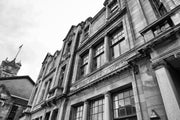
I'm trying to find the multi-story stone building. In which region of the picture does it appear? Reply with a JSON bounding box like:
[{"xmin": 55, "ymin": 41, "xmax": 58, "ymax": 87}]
[{"xmin": 27, "ymin": 0, "xmax": 180, "ymax": 120}]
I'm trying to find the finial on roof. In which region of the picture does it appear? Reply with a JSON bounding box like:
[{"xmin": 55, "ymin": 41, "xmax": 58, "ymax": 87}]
[{"xmin": 14, "ymin": 44, "xmax": 23, "ymax": 61}]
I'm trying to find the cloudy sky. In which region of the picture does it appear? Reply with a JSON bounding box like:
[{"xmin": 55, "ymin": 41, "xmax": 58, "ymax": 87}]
[{"xmin": 0, "ymin": 0, "xmax": 104, "ymax": 81}]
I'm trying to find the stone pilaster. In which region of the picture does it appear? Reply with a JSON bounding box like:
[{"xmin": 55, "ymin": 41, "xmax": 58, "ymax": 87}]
[
  {"xmin": 57, "ymin": 99, "xmax": 66, "ymax": 120},
  {"xmin": 82, "ymin": 101, "xmax": 88, "ymax": 120},
  {"xmin": 87, "ymin": 48, "xmax": 93, "ymax": 74},
  {"xmin": 105, "ymin": 5, "xmax": 109, "ymax": 20},
  {"xmin": 104, "ymin": 92, "xmax": 112, "ymax": 120},
  {"xmin": 104, "ymin": 36, "xmax": 110, "ymax": 64},
  {"xmin": 154, "ymin": 63, "xmax": 180, "ymax": 120},
  {"xmin": 71, "ymin": 54, "xmax": 80, "ymax": 83}
]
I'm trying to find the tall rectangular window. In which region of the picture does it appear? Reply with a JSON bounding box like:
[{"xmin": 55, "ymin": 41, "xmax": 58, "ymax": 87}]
[
  {"xmin": 73, "ymin": 105, "xmax": 84, "ymax": 120},
  {"xmin": 7, "ymin": 105, "xmax": 18, "ymax": 120},
  {"xmin": 60, "ymin": 65, "xmax": 66, "ymax": 81},
  {"xmin": 150, "ymin": 0, "xmax": 167, "ymax": 17},
  {"xmin": 80, "ymin": 54, "xmax": 89, "ymax": 78},
  {"xmin": 110, "ymin": 27, "xmax": 128, "ymax": 59},
  {"xmin": 84, "ymin": 26, "xmax": 89, "ymax": 40},
  {"xmin": 112, "ymin": 89, "xmax": 136, "ymax": 119},
  {"xmin": 89, "ymin": 98, "xmax": 104, "ymax": 120},
  {"xmin": 94, "ymin": 42, "xmax": 105, "ymax": 70},
  {"xmin": 51, "ymin": 109, "xmax": 59, "ymax": 120},
  {"xmin": 109, "ymin": 0, "xmax": 119, "ymax": 14},
  {"xmin": 44, "ymin": 112, "xmax": 51, "ymax": 120}
]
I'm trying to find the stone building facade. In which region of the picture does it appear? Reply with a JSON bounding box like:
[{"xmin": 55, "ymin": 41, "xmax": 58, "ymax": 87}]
[
  {"xmin": 27, "ymin": 0, "xmax": 180, "ymax": 120},
  {"xmin": 0, "ymin": 76, "xmax": 34, "ymax": 120}
]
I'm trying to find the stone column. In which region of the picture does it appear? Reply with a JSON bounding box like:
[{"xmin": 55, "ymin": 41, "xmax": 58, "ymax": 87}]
[
  {"xmin": 71, "ymin": 54, "xmax": 80, "ymax": 83},
  {"xmin": 104, "ymin": 36, "xmax": 110, "ymax": 64},
  {"xmin": 154, "ymin": 62, "xmax": 180, "ymax": 120},
  {"xmin": 82, "ymin": 101, "xmax": 88, "ymax": 120},
  {"xmin": 87, "ymin": 48, "xmax": 93, "ymax": 74},
  {"xmin": 104, "ymin": 92, "xmax": 112, "ymax": 120},
  {"xmin": 105, "ymin": 5, "xmax": 109, "ymax": 20},
  {"xmin": 57, "ymin": 99, "xmax": 66, "ymax": 120}
]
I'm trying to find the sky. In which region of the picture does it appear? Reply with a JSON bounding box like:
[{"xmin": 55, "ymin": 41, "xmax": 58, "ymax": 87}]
[{"xmin": 0, "ymin": 0, "xmax": 105, "ymax": 81}]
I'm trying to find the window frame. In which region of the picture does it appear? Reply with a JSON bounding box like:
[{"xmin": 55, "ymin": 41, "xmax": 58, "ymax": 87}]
[
  {"xmin": 89, "ymin": 98, "xmax": 104, "ymax": 120},
  {"xmin": 93, "ymin": 42, "xmax": 105, "ymax": 70},
  {"xmin": 110, "ymin": 27, "xmax": 126, "ymax": 59},
  {"xmin": 150, "ymin": 0, "xmax": 167, "ymax": 17},
  {"xmin": 80, "ymin": 53, "xmax": 89, "ymax": 78},
  {"xmin": 112, "ymin": 88, "xmax": 136, "ymax": 120}
]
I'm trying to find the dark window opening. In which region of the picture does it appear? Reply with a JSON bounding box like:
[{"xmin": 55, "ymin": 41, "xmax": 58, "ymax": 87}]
[{"xmin": 150, "ymin": 0, "xmax": 167, "ymax": 17}]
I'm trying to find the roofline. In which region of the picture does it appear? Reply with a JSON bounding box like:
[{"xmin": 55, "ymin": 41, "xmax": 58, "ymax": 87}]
[
  {"xmin": 63, "ymin": 25, "xmax": 76, "ymax": 41},
  {"xmin": 0, "ymin": 75, "xmax": 35, "ymax": 85}
]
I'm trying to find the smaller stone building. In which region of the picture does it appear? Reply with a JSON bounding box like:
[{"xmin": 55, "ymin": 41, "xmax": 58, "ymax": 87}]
[{"xmin": 0, "ymin": 76, "xmax": 35, "ymax": 120}]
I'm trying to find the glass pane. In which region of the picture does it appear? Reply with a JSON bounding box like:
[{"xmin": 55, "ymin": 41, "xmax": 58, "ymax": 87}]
[
  {"xmin": 113, "ymin": 44, "xmax": 120, "ymax": 58},
  {"xmin": 98, "ymin": 114, "xmax": 103, "ymax": 120},
  {"xmin": 125, "ymin": 98, "xmax": 131, "ymax": 106},
  {"xmin": 119, "ymin": 99, "xmax": 124, "ymax": 107},
  {"xmin": 131, "ymin": 96, "xmax": 135, "ymax": 105},
  {"xmin": 114, "ymin": 95, "xmax": 118, "ymax": 101},
  {"xmin": 120, "ymin": 39, "xmax": 128, "ymax": 54},
  {"xmin": 124, "ymin": 91, "xmax": 129, "ymax": 98},
  {"xmin": 114, "ymin": 100, "xmax": 119, "ymax": 109},
  {"xmin": 130, "ymin": 90, "xmax": 133, "ymax": 96},
  {"xmin": 126, "ymin": 105, "xmax": 132, "ymax": 115},
  {"xmin": 98, "ymin": 105, "xmax": 103, "ymax": 112},
  {"xmin": 94, "ymin": 107, "xmax": 98, "ymax": 114},
  {"xmin": 94, "ymin": 115, "xmax": 97, "ymax": 120},
  {"xmin": 95, "ymin": 101, "xmax": 98, "ymax": 107},
  {"xmin": 118, "ymin": 107, "xmax": 126, "ymax": 117},
  {"xmin": 114, "ymin": 110, "xmax": 118, "ymax": 118},
  {"xmin": 118, "ymin": 93, "xmax": 123, "ymax": 99},
  {"xmin": 100, "ymin": 54, "xmax": 105, "ymax": 66}
]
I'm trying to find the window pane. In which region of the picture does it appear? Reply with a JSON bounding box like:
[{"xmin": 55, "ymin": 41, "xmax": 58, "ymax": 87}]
[
  {"xmin": 113, "ymin": 89, "xmax": 136, "ymax": 119},
  {"xmin": 74, "ymin": 105, "xmax": 83, "ymax": 120},
  {"xmin": 89, "ymin": 98, "xmax": 104, "ymax": 120},
  {"xmin": 119, "ymin": 99, "xmax": 124, "ymax": 107},
  {"xmin": 125, "ymin": 98, "xmax": 131, "ymax": 106},
  {"xmin": 113, "ymin": 44, "xmax": 120, "ymax": 58},
  {"xmin": 120, "ymin": 39, "xmax": 128, "ymax": 54}
]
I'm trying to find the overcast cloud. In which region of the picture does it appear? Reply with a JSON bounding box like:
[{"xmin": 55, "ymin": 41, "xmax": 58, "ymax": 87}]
[{"xmin": 0, "ymin": 0, "xmax": 104, "ymax": 81}]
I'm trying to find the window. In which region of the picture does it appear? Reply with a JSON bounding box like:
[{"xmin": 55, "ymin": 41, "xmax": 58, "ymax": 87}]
[
  {"xmin": 73, "ymin": 105, "xmax": 84, "ymax": 120},
  {"xmin": 7, "ymin": 105, "xmax": 18, "ymax": 120},
  {"xmin": 89, "ymin": 98, "xmax": 104, "ymax": 120},
  {"xmin": 44, "ymin": 112, "xmax": 51, "ymax": 120},
  {"xmin": 46, "ymin": 79, "xmax": 52, "ymax": 98},
  {"xmin": 51, "ymin": 109, "xmax": 59, "ymax": 120},
  {"xmin": 65, "ymin": 41, "xmax": 72, "ymax": 54},
  {"xmin": 110, "ymin": 27, "xmax": 128, "ymax": 59},
  {"xmin": 109, "ymin": 0, "xmax": 119, "ymax": 14},
  {"xmin": 150, "ymin": 0, "xmax": 167, "ymax": 17},
  {"xmin": 80, "ymin": 54, "xmax": 89, "ymax": 78},
  {"xmin": 60, "ymin": 65, "xmax": 66, "ymax": 82},
  {"xmin": 84, "ymin": 26, "xmax": 89, "ymax": 40},
  {"xmin": 94, "ymin": 42, "xmax": 105, "ymax": 70},
  {"xmin": 112, "ymin": 89, "xmax": 136, "ymax": 119}
]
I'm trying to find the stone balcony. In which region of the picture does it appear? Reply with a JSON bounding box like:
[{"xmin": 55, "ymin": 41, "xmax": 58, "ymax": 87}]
[{"xmin": 140, "ymin": 5, "xmax": 180, "ymax": 42}]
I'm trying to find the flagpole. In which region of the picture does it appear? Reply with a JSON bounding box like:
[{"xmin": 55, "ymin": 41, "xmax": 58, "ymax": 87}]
[{"xmin": 14, "ymin": 44, "xmax": 23, "ymax": 60}]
